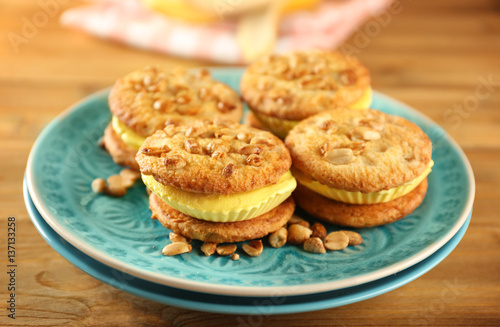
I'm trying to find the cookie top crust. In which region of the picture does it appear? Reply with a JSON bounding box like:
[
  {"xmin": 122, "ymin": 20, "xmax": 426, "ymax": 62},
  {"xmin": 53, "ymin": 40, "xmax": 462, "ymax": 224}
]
[
  {"xmin": 109, "ymin": 66, "xmax": 243, "ymax": 137},
  {"xmin": 285, "ymin": 109, "xmax": 432, "ymax": 193},
  {"xmin": 240, "ymin": 51, "xmax": 370, "ymax": 120},
  {"xmin": 136, "ymin": 118, "xmax": 292, "ymax": 195}
]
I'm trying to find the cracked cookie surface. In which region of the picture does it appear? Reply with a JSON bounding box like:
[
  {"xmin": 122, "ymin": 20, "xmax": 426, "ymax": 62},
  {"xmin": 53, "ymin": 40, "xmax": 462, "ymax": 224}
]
[
  {"xmin": 240, "ymin": 50, "xmax": 370, "ymax": 121},
  {"xmin": 285, "ymin": 109, "xmax": 432, "ymax": 193},
  {"xmin": 109, "ymin": 66, "xmax": 243, "ymax": 137},
  {"xmin": 136, "ymin": 118, "xmax": 292, "ymax": 194}
]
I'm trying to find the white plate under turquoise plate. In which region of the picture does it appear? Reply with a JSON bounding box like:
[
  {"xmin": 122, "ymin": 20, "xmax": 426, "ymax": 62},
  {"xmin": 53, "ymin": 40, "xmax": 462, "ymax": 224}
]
[
  {"xmin": 26, "ymin": 68, "xmax": 475, "ymax": 297},
  {"xmin": 24, "ymin": 181, "xmax": 472, "ymax": 315}
]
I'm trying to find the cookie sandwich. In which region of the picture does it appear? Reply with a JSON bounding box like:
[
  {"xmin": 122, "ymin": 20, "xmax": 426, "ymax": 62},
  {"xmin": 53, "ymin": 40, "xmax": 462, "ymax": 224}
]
[
  {"xmin": 103, "ymin": 66, "xmax": 244, "ymax": 170},
  {"xmin": 285, "ymin": 108, "xmax": 433, "ymax": 228},
  {"xmin": 136, "ymin": 118, "xmax": 297, "ymax": 243},
  {"xmin": 240, "ymin": 50, "xmax": 371, "ymax": 138}
]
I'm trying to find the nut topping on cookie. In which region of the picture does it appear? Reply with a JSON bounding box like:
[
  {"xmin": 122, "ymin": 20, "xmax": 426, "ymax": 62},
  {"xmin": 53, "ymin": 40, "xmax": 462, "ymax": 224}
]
[
  {"xmin": 319, "ymin": 120, "xmax": 338, "ymax": 133},
  {"xmin": 140, "ymin": 146, "xmax": 171, "ymax": 157},
  {"xmin": 246, "ymin": 154, "xmax": 263, "ymax": 167},
  {"xmin": 215, "ymin": 127, "xmax": 236, "ymax": 138},
  {"xmin": 359, "ymin": 118, "xmax": 384, "ymax": 131},
  {"xmin": 348, "ymin": 142, "xmax": 366, "ymax": 156},
  {"xmin": 211, "ymin": 151, "xmax": 227, "ymax": 159},
  {"xmin": 351, "ymin": 127, "xmax": 381, "ymax": 141},
  {"xmin": 176, "ymin": 94, "xmax": 190, "ymax": 104},
  {"xmin": 240, "ymin": 144, "xmax": 262, "ymax": 156},
  {"xmin": 250, "ymin": 136, "xmax": 272, "ymax": 146},
  {"xmin": 222, "ymin": 163, "xmax": 235, "ymax": 178},
  {"xmin": 206, "ymin": 139, "xmax": 230, "ymax": 154},
  {"xmin": 217, "ymin": 101, "xmax": 235, "ymax": 113},
  {"xmin": 197, "ymin": 87, "xmax": 208, "ymax": 100},
  {"xmin": 153, "ymin": 99, "xmax": 164, "ymax": 111},
  {"xmin": 108, "ymin": 67, "xmax": 243, "ymax": 138},
  {"xmin": 163, "ymin": 155, "xmax": 187, "ymax": 169},
  {"xmin": 286, "ymin": 108, "xmax": 432, "ymax": 193},
  {"xmin": 319, "ymin": 141, "xmax": 341, "ymax": 156},
  {"xmin": 324, "ymin": 148, "xmax": 355, "ymax": 165},
  {"xmin": 137, "ymin": 119, "xmax": 292, "ymax": 194},
  {"xmin": 241, "ymin": 50, "xmax": 371, "ymax": 125},
  {"xmin": 184, "ymin": 139, "xmax": 203, "ymax": 155},
  {"xmin": 143, "ymin": 74, "xmax": 153, "ymax": 86},
  {"xmin": 185, "ymin": 123, "xmax": 207, "ymax": 138}
]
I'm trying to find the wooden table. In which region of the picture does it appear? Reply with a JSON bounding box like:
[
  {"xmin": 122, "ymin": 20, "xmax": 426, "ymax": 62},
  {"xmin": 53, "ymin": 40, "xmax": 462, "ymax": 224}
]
[{"xmin": 1, "ymin": 0, "xmax": 499, "ymax": 325}]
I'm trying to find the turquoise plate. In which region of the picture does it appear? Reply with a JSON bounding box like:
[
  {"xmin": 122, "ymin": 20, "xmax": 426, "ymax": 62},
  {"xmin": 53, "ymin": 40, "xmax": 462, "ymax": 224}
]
[
  {"xmin": 24, "ymin": 179, "xmax": 471, "ymax": 315},
  {"xmin": 26, "ymin": 68, "xmax": 475, "ymax": 297}
]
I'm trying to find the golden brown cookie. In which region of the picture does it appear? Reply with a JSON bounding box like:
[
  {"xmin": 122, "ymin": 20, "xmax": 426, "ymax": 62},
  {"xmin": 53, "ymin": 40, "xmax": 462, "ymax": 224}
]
[
  {"xmin": 109, "ymin": 66, "xmax": 243, "ymax": 138},
  {"xmin": 136, "ymin": 118, "xmax": 292, "ymax": 195},
  {"xmin": 150, "ymin": 193, "xmax": 295, "ymax": 243},
  {"xmin": 102, "ymin": 123, "xmax": 139, "ymax": 170},
  {"xmin": 293, "ymin": 179, "xmax": 428, "ymax": 228},
  {"xmin": 285, "ymin": 109, "xmax": 432, "ymax": 193},
  {"xmin": 240, "ymin": 50, "xmax": 371, "ymax": 121}
]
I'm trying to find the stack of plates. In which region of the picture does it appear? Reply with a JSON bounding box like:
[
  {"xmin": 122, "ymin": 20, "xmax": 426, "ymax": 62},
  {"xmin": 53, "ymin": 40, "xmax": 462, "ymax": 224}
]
[{"xmin": 24, "ymin": 69, "xmax": 474, "ymax": 315}]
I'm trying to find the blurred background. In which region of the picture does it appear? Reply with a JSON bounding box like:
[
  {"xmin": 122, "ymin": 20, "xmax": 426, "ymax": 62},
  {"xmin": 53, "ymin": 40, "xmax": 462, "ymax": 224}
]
[
  {"xmin": 1, "ymin": 0, "xmax": 499, "ymax": 326},
  {"xmin": 2, "ymin": 0, "xmax": 498, "ymax": 146}
]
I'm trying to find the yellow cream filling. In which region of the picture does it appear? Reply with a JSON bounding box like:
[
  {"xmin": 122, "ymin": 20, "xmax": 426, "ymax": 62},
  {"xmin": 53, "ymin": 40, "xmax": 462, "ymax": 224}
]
[
  {"xmin": 143, "ymin": 170, "xmax": 297, "ymax": 222},
  {"xmin": 349, "ymin": 86, "xmax": 372, "ymax": 109},
  {"xmin": 293, "ymin": 160, "xmax": 433, "ymax": 204},
  {"xmin": 111, "ymin": 116, "xmax": 145, "ymax": 150},
  {"xmin": 253, "ymin": 112, "xmax": 300, "ymax": 139},
  {"xmin": 255, "ymin": 87, "xmax": 372, "ymax": 138}
]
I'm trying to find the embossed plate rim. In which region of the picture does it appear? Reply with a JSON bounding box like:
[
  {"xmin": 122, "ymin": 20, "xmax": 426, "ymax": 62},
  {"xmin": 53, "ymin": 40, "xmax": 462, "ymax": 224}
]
[{"xmin": 26, "ymin": 68, "xmax": 475, "ymax": 297}]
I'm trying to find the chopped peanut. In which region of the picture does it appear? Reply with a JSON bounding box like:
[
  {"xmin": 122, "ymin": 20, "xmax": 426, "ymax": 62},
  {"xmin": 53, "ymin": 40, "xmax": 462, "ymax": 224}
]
[
  {"xmin": 324, "ymin": 231, "xmax": 349, "ymax": 251},
  {"xmin": 311, "ymin": 222, "xmax": 327, "ymax": 240},
  {"xmin": 104, "ymin": 175, "xmax": 127, "ymax": 197},
  {"xmin": 269, "ymin": 227, "xmax": 287, "ymax": 248},
  {"xmin": 287, "ymin": 224, "xmax": 312, "ymax": 245},
  {"xmin": 91, "ymin": 178, "xmax": 106, "ymax": 194},
  {"xmin": 242, "ymin": 240, "xmax": 263, "ymax": 257},
  {"xmin": 288, "ymin": 215, "xmax": 310, "ymax": 228},
  {"xmin": 169, "ymin": 232, "xmax": 191, "ymax": 243},
  {"xmin": 216, "ymin": 244, "xmax": 237, "ymax": 256},
  {"xmin": 201, "ymin": 242, "xmax": 217, "ymax": 256},
  {"xmin": 162, "ymin": 242, "xmax": 192, "ymax": 256},
  {"xmin": 339, "ymin": 230, "xmax": 363, "ymax": 246},
  {"xmin": 303, "ymin": 237, "xmax": 326, "ymax": 254}
]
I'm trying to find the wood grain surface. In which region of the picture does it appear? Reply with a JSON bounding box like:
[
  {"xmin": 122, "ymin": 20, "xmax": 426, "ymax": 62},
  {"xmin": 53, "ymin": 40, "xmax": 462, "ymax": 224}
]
[{"xmin": 1, "ymin": 0, "xmax": 499, "ymax": 326}]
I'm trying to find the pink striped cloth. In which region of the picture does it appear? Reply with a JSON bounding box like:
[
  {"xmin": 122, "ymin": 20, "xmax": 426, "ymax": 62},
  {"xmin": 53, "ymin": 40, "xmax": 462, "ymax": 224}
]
[{"xmin": 60, "ymin": 0, "xmax": 393, "ymax": 64}]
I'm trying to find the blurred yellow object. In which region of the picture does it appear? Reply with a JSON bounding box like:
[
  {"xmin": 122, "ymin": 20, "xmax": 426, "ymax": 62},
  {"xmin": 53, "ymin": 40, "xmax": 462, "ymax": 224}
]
[
  {"xmin": 142, "ymin": 0, "xmax": 319, "ymax": 23},
  {"xmin": 143, "ymin": 0, "xmax": 320, "ymax": 62},
  {"xmin": 281, "ymin": 0, "xmax": 320, "ymax": 13},
  {"xmin": 142, "ymin": 0, "xmax": 218, "ymax": 23}
]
